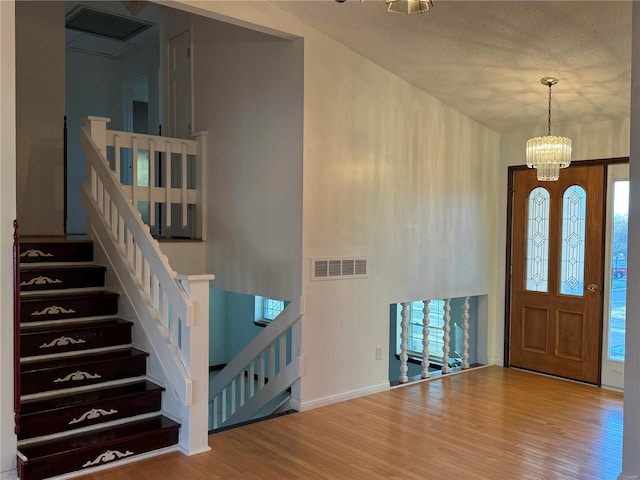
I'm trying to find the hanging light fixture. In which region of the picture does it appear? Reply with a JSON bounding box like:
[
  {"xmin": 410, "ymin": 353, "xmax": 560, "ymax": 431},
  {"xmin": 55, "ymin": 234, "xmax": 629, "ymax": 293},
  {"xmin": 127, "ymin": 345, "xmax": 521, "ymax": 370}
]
[
  {"xmin": 385, "ymin": 0, "xmax": 433, "ymax": 14},
  {"xmin": 526, "ymin": 77, "xmax": 572, "ymax": 181}
]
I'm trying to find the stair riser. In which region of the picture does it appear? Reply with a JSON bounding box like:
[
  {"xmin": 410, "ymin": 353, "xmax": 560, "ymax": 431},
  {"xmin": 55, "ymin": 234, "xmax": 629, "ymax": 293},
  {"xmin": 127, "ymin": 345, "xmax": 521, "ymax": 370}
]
[
  {"xmin": 19, "ymin": 390, "xmax": 163, "ymax": 440},
  {"xmin": 21, "ymin": 356, "xmax": 147, "ymax": 395},
  {"xmin": 20, "ymin": 243, "xmax": 93, "ymax": 264},
  {"xmin": 21, "ymin": 323, "xmax": 132, "ymax": 357},
  {"xmin": 20, "ymin": 267, "xmax": 106, "ymax": 292},
  {"xmin": 17, "ymin": 426, "xmax": 179, "ymax": 480},
  {"xmin": 21, "ymin": 294, "xmax": 118, "ymax": 322}
]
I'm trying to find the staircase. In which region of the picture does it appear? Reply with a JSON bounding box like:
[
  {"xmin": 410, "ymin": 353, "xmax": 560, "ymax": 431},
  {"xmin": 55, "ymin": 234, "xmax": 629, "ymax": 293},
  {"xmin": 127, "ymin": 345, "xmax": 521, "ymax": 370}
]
[{"xmin": 16, "ymin": 238, "xmax": 179, "ymax": 480}]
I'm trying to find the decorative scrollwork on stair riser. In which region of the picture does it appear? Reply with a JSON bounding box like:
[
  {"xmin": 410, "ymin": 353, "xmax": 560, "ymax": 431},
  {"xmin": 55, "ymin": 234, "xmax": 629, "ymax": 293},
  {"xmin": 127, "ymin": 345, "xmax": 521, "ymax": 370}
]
[
  {"xmin": 69, "ymin": 408, "xmax": 118, "ymax": 425},
  {"xmin": 20, "ymin": 249, "xmax": 54, "ymax": 258},
  {"xmin": 31, "ymin": 305, "xmax": 76, "ymax": 316},
  {"xmin": 82, "ymin": 449, "xmax": 134, "ymax": 468},
  {"xmin": 40, "ymin": 336, "xmax": 86, "ymax": 348},
  {"xmin": 20, "ymin": 276, "xmax": 63, "ymax": 287},
  {"xmin": 53, "ymin": 371, "xmax": 101, "ymax": 383}
]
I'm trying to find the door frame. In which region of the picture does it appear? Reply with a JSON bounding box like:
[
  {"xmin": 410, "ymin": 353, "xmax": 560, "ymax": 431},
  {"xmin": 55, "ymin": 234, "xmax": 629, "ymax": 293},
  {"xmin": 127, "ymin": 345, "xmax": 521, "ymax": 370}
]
[{"xmin": 503, "ymin": 157, "xmax": 629, "ymax": 378}]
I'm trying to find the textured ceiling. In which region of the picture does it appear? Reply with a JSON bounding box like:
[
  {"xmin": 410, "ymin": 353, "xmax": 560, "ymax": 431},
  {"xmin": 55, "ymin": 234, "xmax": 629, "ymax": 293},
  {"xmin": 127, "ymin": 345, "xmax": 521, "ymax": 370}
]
[{"xmin": 275, "ymin": 1, "xmax": 632, "ymax": 134}]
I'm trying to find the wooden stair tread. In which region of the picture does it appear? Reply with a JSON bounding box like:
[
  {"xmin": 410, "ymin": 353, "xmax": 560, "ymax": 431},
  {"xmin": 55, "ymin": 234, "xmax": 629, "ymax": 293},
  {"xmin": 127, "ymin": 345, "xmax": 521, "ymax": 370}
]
[
  {"xmin": 20, "ymin": 264, "xmax": 105, "ymax": 271},
  {"xmin": 21, "ymin": 348, "xmax": 148, "ymax": 372},
  {"xmin": 21, "ymin": 381, "xmax": 164, "ymax": 415},
  {"xmin": 21, "ymin": 291, "xmax": 118, "ymax": 302},
  {"xmin": 18, "ymin": 416, "xmax": 179, "ymax": 460},
  {"xmin": 21, "ymin": 318, "xmax": 131, "ymax": 334}
]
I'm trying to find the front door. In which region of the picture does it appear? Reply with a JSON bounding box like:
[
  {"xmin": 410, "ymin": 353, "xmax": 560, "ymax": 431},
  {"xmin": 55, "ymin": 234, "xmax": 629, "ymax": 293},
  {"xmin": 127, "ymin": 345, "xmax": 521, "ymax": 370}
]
[{"xmin": 509, "ymin": 165, "xmax": 605, "ymax": 384}]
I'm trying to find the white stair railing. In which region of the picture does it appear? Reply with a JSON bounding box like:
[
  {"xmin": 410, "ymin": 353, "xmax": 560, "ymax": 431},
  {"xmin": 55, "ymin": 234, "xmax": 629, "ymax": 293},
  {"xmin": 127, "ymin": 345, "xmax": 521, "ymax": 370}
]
[
  {"xmin": 84, "ymin": 116, "xmax": 207, "ymax": 239},
  {"xmin": 209, "ymin": 296, "xmax": 304, "ymax": 429},
  {"xmin": 80, "ymin": 116, "xmax": 213, "ymax": 455},
  {"xmin": 396, "ymin": 296, "xmax": 476, "ymax": 384}
]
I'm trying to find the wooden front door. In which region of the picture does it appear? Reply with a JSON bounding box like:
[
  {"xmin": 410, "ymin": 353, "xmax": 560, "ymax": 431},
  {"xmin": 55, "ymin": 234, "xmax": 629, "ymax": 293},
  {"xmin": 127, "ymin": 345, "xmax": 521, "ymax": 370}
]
[{"xmin": 509, "ymin": 165, "xmax": 605, "ymax": 384}]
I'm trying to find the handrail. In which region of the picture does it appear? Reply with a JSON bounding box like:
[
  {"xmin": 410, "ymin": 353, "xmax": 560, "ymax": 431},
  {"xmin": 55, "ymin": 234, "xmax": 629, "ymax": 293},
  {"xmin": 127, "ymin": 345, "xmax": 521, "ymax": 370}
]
[
  {"xmin": 13, "ymin": 219, "xmax": 20, "ymax": 435},
  {"xmin": 80, "ymin": 122, "xmax": 193, "ymax": 398},
  {"xmin": 210, "ymin": 295, "xmax": 303, "ymax": 429},
  {"xmin": 80, "ymin": 116, "xmax": 212, "ymax": 455}
]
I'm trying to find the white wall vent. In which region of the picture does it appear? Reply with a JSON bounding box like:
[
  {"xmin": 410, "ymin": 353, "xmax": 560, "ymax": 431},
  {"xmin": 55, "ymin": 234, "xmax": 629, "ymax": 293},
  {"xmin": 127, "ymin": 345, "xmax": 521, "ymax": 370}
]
[{"xmin": 311, "ymin": 257, "xmax": 368, "ymax": 281}]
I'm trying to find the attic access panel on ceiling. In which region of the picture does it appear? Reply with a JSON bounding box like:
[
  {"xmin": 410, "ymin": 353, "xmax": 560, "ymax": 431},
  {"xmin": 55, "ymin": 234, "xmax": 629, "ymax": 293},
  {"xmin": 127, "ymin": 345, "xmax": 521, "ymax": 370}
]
[{"xmin": 65, "ymin": 6, "xmax": 151, "ymax": 41}]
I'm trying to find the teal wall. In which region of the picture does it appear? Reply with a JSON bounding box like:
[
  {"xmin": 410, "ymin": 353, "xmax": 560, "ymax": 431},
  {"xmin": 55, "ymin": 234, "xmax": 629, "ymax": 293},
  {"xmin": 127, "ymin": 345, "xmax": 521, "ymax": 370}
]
[
  {"xmin": 209, "ymin": 288, "xmax": 228, "ymax": 366},
  {"xmin": 210, "ymin": 288, "xmax": 287, "ymax": 366}
]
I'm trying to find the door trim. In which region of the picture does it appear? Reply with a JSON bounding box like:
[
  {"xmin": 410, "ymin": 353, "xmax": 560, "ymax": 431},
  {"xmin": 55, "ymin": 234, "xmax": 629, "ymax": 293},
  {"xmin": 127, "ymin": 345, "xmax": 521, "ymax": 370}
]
[{"xmin": 503, "ymin": 157, "xmax": 629, "ymax": 371}]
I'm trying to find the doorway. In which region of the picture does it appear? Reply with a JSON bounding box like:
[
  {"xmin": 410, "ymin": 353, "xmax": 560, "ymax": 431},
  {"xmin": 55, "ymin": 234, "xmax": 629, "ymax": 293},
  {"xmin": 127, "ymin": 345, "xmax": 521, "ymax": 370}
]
[
  {"xmin": 507, "ymin": 164, "xmax": 606, "ymax": 384},
  {"xmin": 601, "ymin": 163, "xmax": 628, "ymax": 389}
]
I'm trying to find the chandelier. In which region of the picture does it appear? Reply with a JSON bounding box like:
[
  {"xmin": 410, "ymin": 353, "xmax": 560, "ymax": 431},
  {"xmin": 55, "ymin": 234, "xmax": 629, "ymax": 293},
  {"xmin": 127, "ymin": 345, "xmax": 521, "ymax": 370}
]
[
  {"xmin": 525, "ymin": 77, "xmax": 572, "ymax": 181},
  {"xmin": 385, "ymin": 0, "xmax": 433, "ymax": 14}
]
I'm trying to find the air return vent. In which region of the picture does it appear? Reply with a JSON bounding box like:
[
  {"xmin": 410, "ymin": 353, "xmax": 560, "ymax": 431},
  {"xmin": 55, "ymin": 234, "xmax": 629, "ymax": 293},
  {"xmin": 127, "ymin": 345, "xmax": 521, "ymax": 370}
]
[
  {"xmin": 65, "ymin": 6, "xmax": 152, "ymax": 41},
  {"xmin": 312, "ymin": 257, "xmax": 368, "ymax": 281}
]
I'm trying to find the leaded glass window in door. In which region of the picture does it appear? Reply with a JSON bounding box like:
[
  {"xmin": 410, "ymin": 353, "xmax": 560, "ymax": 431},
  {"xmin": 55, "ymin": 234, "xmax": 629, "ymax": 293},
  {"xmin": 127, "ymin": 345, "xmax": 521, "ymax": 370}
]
[
  {"xmin": 560, "ymin": 185, "xmax": 586, "ymax": 296},
  {"xmin": 526, "ymin": 187, "xmax": 550, "ymax": 292}
]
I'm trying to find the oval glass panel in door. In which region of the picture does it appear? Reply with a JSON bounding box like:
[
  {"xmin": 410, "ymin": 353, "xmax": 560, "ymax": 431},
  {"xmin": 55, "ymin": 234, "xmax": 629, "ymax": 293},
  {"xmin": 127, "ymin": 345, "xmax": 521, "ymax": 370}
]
[
  {"xmin": 526, "ymin": 187, "xmax": 550, "ymax": 292},
  {"xmin": 560, "ymin": 185, "xmax": 587, "ymax": 296}
]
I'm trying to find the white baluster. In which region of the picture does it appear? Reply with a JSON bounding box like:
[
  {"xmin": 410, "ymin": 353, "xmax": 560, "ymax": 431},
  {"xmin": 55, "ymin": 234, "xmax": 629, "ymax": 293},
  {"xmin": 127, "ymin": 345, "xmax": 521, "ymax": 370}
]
[
  {"xmin": 231, "ymin": 377, "xmax": 237, "ymax": 415},
  {"xmin": 279, "ymin": 333, "xmax": 287, "ymax": 374},
  {"xmin": 114, "ymin": 134, "xmax": 121, "ymax": 179},
  {"xmin": 269, "ymin": 344, "xmax": 276, "ymax": 380},
  {"xmin": 259, "ymin": 354, "xmax": 266, "ymax": 388},
  {"xmin": 149, "ymin": 139, "xmax": 156, "ymax": 228},
  {"xmin": 399, "ymin": 302, "xmax": 409, "ymax": 383},
  {"xmin": 132, "ymin": 136, "xmax": 138, "ymax": 205},
  {"xmin": 239, "ymin": 369, "xmax": 246, "ymax": 407},
  {"xmin": 248, "ymin": 360, "xmax": 255, "ymax": 397},
  {"xmin": 165, "ymin": 141, "xmax": 172, "ymax": 230},
  {"xmin": 212, "ymin": 395, "xmax": 219, "ymax": 429},
  {"xmin": 421, "ymin": 300, "xmax": 430, "ymax": 379},
  {"xmin": 442, "ymin": 298, "xmax": 451, "ymax": 374},
  {"xmin": 181, "ymin": 142, "xmax": 188, "ymax": 228},
  {"xmin": 462, "ymin": 296, "xmax": 470, "ymax": 369}
]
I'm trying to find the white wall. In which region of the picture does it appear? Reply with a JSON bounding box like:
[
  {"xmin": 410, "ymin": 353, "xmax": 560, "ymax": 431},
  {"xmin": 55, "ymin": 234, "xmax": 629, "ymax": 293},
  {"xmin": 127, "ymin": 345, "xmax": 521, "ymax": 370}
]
[
  {"xmin": 300, "ymin": 27, "xmax": 501, "ymax": 407},
  {"xmin": 192, "ymin": 18, "xmax": 304, "ymax": 301},
  {"xmin": 15, "ymin": 1, "xmax": 65, "ymax": 236},
  {"xmin": 496, "ymin": 119, "xmax": 631, "ymax": 365},
  {"xmin": 66, "ymin": 52, "xmax": 121, "ymax": 234},
  {"xmin": 66, "ymin": 33, "xmax": 160, "ymax": 235},
  {"xmin": 0, "ymin": 1, "xmax": 17, "ymax": 477}
]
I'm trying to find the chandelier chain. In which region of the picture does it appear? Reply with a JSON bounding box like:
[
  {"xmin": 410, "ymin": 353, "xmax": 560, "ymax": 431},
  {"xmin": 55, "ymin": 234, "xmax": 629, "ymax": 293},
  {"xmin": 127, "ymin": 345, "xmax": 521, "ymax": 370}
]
[{"xmin": 547, "ymin": 83, "xmax": 552, "ymax": 136}]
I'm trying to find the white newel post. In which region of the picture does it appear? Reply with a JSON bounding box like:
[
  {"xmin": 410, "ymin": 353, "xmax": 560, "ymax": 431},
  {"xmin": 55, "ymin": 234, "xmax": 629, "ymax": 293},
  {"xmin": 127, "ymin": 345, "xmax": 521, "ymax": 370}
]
[
  {"xmin": 399, "ymin": 302, "xmax": 409, "ymax": 383},
  {"xmin": 421, "ymin": 300, "xmax": 430, "ymax": 379},
  {"xmin": 462, "ymin": 296, "xmax": 470, "ymax": 369},
  {"xmin": 177, "ymin": 273, "xmax": 215, "ymax": 456},
  {"xmin": 442, "ymin": 298, "xmax": 451, "ymax": 374},
  {"xmin": 193, "ymin": 131, "xmax": 208, "ymax": 241},
  {"xmin": 83, "ymin": 116, "xmax": 110, "ymax": 201}
]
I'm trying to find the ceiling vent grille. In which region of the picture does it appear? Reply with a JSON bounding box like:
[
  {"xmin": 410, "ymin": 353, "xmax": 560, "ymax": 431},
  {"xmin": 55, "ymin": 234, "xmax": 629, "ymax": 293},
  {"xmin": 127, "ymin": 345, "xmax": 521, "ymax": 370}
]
[
  {"xmin": 65, "ymin": 6, "xmax": 152, "ymax": 41},
  {"xmin": 312, "ymin": 257, "xmax": 368, "ymax": 281}
]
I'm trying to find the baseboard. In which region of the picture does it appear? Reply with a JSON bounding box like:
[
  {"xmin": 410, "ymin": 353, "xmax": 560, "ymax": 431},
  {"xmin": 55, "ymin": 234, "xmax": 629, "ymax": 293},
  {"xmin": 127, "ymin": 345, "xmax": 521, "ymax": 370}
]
[
  {"xmin": 0, "ymin": 470, "xmax": 18, "ymax": 480},
  {"xmin": 298, "ymin": 381, "xmax": 389, "ymax": 411},
  {"xmin": 178, "ymin": 445, "xmax": 211, "ymax": 456}
]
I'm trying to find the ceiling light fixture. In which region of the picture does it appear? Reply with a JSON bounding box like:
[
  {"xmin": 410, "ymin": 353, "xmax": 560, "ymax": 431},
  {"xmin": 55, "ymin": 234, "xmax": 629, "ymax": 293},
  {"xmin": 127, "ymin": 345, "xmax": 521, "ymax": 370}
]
[
  {"xmin": 385, "ymin": 0, "xmax": 433, "ymax": 14},
  {"xmin": 526, "ymin": 77, "xmax": 572, "ymax": 181},
  {"xmin": 122, "ymin": 1, "xmax": 147, "ymax": 16}
]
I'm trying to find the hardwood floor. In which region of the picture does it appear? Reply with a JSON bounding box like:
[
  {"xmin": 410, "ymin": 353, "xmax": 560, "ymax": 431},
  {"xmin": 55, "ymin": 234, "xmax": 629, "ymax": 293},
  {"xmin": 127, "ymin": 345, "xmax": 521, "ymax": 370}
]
[{"xmin": 82, "ymin": 366, "xmax": 623, "ymax": 480}]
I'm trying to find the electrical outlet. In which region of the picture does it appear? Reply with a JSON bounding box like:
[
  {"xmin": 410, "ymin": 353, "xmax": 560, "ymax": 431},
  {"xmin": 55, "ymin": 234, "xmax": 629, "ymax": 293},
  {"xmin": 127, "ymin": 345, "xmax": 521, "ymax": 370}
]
[{"xmin": 375, "ymin": 346, "xmax": 383, "ymax": 361}]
